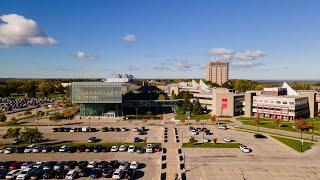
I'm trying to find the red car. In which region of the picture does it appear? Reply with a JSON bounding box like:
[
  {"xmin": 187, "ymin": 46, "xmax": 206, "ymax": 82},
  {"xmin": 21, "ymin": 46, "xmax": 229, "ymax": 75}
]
[
  {"xmin": 154, "ymin": 145, "xmax": 162, "ymax": 152},
  {"xmin": 9, "ymin": 161, "xmax": 22, "ymax": 170}
]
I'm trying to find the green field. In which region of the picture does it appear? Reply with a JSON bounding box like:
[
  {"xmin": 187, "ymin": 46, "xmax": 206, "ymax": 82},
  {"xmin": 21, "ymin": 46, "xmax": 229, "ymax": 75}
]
[
  {"xmin": 238, "ymin": 117, "xmax": 320, "ymax": 135},
  {"xmin": 182, "ymin": 142, "xmax": 240, "ymax": 148},
  {"xmin": 271, "ymin": 136, "xmax": 314, "ymax": 152}
]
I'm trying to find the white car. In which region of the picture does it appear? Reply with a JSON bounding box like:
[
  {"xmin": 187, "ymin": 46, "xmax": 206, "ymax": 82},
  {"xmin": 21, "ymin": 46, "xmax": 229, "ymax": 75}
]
[
  {"xmin": 128, "ymin": 145, "xmax": 135, "ymax": 153},
  {"xmin": 33, "ymin": 161, "xmax": 45, "ymax": 168},
  {"xmin": 24, "ymin": 144, "xmax": 35, "ymax": 153},
  {"xmin": 132, "ymin": 127, "xmax": 139, "ymax": 132},
  {"xmin": 110, "ymin": 146, "xmax": 119, "ymax": 152},
  {"xmin": 0, "ymin": 148, "xmax": 4, "ymax": 153},
  {"xmin": 69, "ymin": 128, "xmax": 75, "ymax": 133},
  {"xmin": 21, "ymin": 162, "xmax": 34, "ymax": 169},
  {"xmin": 87, "ymin": 161, "xmax": 97, "ymax": 168},
  {"xmin": 191, "ymin": 129, "xmax": 198, "ymax": 135},
  {"xmin": 112, "ymin": 169, "xmax": 123, "ymax": 179},
  {"xmin": 65, "ymin": 170, "xmax": 78, "ymax": 180},
  {"xmin": 223, "ymin": 137, "xmax": 232, "ymax": 142},
  {"xmin": 16, "ymin": 168, "xmax": 36, "ymax": 180},
  {"xmin": 32, "ymin": 147, "xmax": 40, "ymax": 153},
  {"xmin": 119, "ymin": 145, "xmax": 127, "ymax": 152},
  {"xmin": 6, "ymin": 169, "xmax": 22, "ymax": 179},
  {"xmin": 121, "ymin": 128, "xmax": 127, "ymax": 132},
  {"xmin": 4, "ymin": 147, "xmax": 13, "ymax": 154},
  {"xmin": 59, "ymin": 146, "xmax": 68, "ymax": 152},
  {"xmin": 202, "ymin": 138, "xmax": 210, "ymax": 143},
  {"xmin": 146, "ymin": 144, "xmax": 153, "ymax": 153},
  {"xmin": 218, "ymin": 125, "xmax": 227, "ymax": 130},
  {"xmin": 240, "ymin": 145, "xmax": 251, "ymax": 153},
  {"xmin": 129, "ymin": 161, "xmax": 139, "ymax": 169},
  {"xmin": 119, "ymin": 161, "xmax": 129, "ymax": 170}
]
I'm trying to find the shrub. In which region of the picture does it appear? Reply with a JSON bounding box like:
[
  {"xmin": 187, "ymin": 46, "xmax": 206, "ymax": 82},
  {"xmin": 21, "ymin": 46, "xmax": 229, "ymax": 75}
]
[
  {"xmin": 20, "ymin": 128, "xmax": 43, "ymax": 143},
  {"xmin": 213, "ymin": 138, "xmax": 217, "ymax": 144},
  {"xmin": 0, "ymin": 113, "xmax": 6, "ymax": 122},
  {"xmin": 189, "ymin": 137, "xmax": 196, "ymax": 143},
  {"xmin": 2, "ymin": 128, "xmax": 21, "ymax": 139}
]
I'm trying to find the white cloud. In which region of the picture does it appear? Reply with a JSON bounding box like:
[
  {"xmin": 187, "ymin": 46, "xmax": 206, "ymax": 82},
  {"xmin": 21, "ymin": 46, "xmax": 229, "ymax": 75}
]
[
  {"xmin": 176, "ymin": 60, "xmax": 200, "ymax": 70},
  {"xmin": 209, "ymin": 48, "xmax": 235, "ymax": 56},
  {"xmin": 153, "ymin": 66, "xmax": 171, "ymax": 71},
  {"xmin": 122, "ymin": 34, "xmax": 136, "ymax": 42},
  {"xmin": 231, "ymin": 61, "xmax": 263, "ymax": 68},
  {"xmin": 161, "ymin": 59, "xmax": 173, "ymax": 65},
  {"xmin": 128, "ymin": 65, "xmax": 140, "ymax": 71},
  {"xmin": 72, "ymin": 51, "xmax": 98, "ymax": 60},
  {"xmin": 235, "ymin": 50, "xmax": 264, "ymax": 60},
  {"xmin": 0, "ymin": 14, "xmax": 57, "ymax": 47}
]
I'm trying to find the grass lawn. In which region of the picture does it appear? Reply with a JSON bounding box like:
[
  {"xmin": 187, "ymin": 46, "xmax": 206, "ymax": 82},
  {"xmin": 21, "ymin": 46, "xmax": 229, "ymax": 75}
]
[
  {"xmin": 271, "ymin": 136, "xmax": 314, "ymax": 152},
  {"xmin": 238, "ymin": 117, "xmax": 320, "ymax": 135},
  {"xmin": 182, "ymin": 142, "xmax": 240, "ymax": 148},
  {"xmin": 175, "ymin": 113, "xmax": 210, "ymax": 120}
]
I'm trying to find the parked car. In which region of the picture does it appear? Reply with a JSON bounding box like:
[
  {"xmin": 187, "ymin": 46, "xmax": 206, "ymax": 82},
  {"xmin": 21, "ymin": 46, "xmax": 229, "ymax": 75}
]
[
  {"xmin": 129, "ymin": 161, "xmax": 139, "ymax": 170},
  {"xmin": 30, "ymin": 169, "xmax": 43, "ymax": 180},
  {"xmin": 78, "ymin": 167, "xmax": 91, "ymax": 177},
  {"xmin": 16, "ymin": 168, "xmax": 36, "ymax": 180},
  {"xmin": 5, "ymin": 169, "xmax": 22, "ymax": 179},
  {"xmin": 102, "ymin": 127, "xmax": 109, "ymax": 132},
  {"xmin": 88, "ymin": 137, "xmax": 97, "ymax": 143},
  {"xmin": 12, "ymin": 138, "xmax": 19, "ymax": 145},
  {"xmin": 110, "ymin": 146, "xmax": 119, "ymax": 152},
  {"xmin": 89, "ymin": 168, "xmax": 102, "ymax": 178},
  {"xmin": 65, "ymin": 170, "xmax": 78, "ymax": 180},
  {"xmin": 223, "ymin": 136, "xmax": 232, "ymax": 142},
  {"xmin": 132, "ymin": 127, "xmax": 139, "ymax": 132},
  {"xmin": 154, "ymin": 145, "xmax": 161, "ymax": 152},
  {"xmin": 54, "ymin": 162, "xmax": 65, "ymax": 171},
  {"xmin": 218, "ymin": 124, "xmax": 227, "ymax": 130},
  {"xmin": 64, "ymin": 161, "xmax": 77, "ymax": 170},
  {"xmin": 146, "ymin": 144, "xmax": 153, "ymax": 153},
  {"xmin": 9, "ymin": 162, "xmax": 22, "ymax": 170},
  {"xmin": 240, "ymin": 144, "xmax": 251, "ymax": 153},
  {"xmin": 119, "ymin": 145, "xmax": 127, "ymax": 152},
  {"xmin": 42, "ymin": 161, "xmax": 56, "ymax": 170},
  {"xmin": 102, "ymin": 168, "xmax": 114, "ymax": 178},
  {"xmin": 191, "ymin": 129, "xmax": 198, "ymax": 135},
  {"xmin": 121, "ymin": 127, "xmax": 127, "ymax": 132},
  {"xmin": 119, "ymin": 161, "xmax": 129, "ymax": 170},
  {"xmin": 133, "ymin": 137, "xmax": 141, "ymax": 142},
  {"xmin": 128, "ymin": 145, "xmax": 135, "ymax": 153},
  {"xmin": 42, "ymin": 170, "xmax": 55, "ymax": 179},
  {"xmin": 33, "ymin": 161, "xmax": 45, "ymax": 168},
  {"xmin": 112, "ymin": 169, "xmax": 124, "ymax": 179},
  {"xmin": 59, "ymin": 146, "xmax": 68, "ymax": 152},
  {"xmin": 55, "ymin": 170, "xmax": 67, "ymax": 179},
  {"xmin": 24, "ymin": 144, "xmax": 35, "ymax": 153},
  {"xmin": 87, "ymin": 161, "xmax": 97, "ymax": 169},
  {"xmin": 21, "ymin": 162, "xmax": 34, "ymax": 169},
  {"xmin": 4, "ymin": 148, "xmax": 13, "ymax": 154},
  {"xmin": 136, "ymin": 147, "xmax": 145, "ymax": 154}
]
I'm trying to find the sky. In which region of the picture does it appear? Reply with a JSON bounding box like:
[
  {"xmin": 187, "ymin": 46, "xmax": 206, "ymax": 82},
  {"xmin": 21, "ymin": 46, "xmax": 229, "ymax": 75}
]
[{"xmin": 0, "ymin": 0, "xmax": 320, "ymax": 80}]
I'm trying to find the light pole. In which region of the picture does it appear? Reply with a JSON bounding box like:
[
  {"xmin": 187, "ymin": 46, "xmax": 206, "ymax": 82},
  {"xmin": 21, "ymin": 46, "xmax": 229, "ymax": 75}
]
[
  {"xmin": 300, "ymin": 129, "xmax": 303, "ymax": 152},
  {"xmin": 312, "ymin": 118, "xmax": 314, "ymax": 141},
  {"xmin": 135, "ymin": 108, "xmax": 138, "ymax": 121}
]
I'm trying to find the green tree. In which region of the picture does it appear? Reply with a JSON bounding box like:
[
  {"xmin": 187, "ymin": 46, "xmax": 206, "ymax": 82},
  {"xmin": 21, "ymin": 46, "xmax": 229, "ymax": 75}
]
[
  {"xmin": 0, "ymin": 112, "xmax": 6, "ymax": 122},
  {"xmin": 192, "ymin": 99, "xmax": 202, "ymax": 115},
  {"xmin": 20, "ymin": 81, "xmax": 37, "ymax": 98},
  {"xmin": 2, "ymin": 128, "xmax": 21, "ymax": 139},
  {"xmin": 254, "ymin": 114, "xmax": 261, "ymax": 132},
  {"xmin": 158, "ymin": 94, "xmax": 166, "ymax": 100},
  {"xmin": 20, "ymin": 128, "xmax": 43, "ymax": 143}
]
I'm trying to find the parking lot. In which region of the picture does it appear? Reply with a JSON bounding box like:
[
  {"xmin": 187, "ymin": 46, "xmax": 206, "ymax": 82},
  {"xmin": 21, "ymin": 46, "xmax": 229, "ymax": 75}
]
[{"xmin": 179, "ymin": 124, "xmax": 320, "ymax": 179}]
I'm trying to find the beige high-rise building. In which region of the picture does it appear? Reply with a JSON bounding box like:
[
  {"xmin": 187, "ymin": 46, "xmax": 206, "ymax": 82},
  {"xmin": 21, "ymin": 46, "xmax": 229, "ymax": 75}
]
[{"xmin": 205, "ymin": 61, "xmax": 229, "ymax": 85}]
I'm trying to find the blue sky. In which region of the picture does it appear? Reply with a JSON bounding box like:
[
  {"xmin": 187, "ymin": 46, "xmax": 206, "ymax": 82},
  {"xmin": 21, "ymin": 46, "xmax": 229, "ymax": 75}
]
[{"xmin": 0, "ymin": 0, "xmax": 320, "ymax": 80}]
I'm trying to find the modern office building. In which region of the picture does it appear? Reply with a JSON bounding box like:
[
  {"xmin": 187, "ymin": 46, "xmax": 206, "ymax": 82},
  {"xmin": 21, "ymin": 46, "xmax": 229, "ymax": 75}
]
[
  {"xmin": 205, "ymin": 60, "xmax": 229, "ymax": 85},
  {"xmin": 71, "ymin": 81, "xmax": 181, "ymax": 117},
  {"xmin": 71, "ymin": 82, "xmax": 123, "ymax": 117}
]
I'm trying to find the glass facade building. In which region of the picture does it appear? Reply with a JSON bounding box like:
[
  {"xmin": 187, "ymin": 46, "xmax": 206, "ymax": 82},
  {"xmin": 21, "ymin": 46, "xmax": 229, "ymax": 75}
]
[{"xmin": 71, "ymin": 82, "xmax": 122, "ymax": 116}]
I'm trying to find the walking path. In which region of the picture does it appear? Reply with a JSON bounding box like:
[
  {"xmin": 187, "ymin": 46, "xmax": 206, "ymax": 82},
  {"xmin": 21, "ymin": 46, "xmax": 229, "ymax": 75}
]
[{"xmin": 163, "ymin": 121, "xmax": 182, "ymax": 180}]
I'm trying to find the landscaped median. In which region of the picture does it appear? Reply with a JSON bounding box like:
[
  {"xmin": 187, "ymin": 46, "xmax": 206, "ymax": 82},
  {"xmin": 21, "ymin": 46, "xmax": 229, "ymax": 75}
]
[
  {"xmin": 271, "ymin": 135, "xmax": 314, "ymax": 152},
  {"xmin": 182, "ymin": 142, "xmax": 240, "ymax": 148}
]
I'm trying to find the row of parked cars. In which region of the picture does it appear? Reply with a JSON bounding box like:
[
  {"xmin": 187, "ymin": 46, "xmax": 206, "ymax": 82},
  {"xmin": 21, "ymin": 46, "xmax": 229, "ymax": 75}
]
[
  {"xmin": 1, "ymin": 143, "xmax": 161, "ymax": 154},
  {"xmin": 52, "ymin": 127, "xmax": 130, "ymax": 133},
  {"xmin": 0, "ymin": 98, "xmax": 54, "ymax": 112},
  {"xmin": 0, "ymin": 160, "xmax": 143, "ymax": 179}
]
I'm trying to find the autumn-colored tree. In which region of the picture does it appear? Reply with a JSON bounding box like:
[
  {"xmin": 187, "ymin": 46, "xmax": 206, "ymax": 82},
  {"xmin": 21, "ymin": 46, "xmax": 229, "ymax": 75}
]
[
  {"xmin": 294, "ymin": 119, "xmax": 309, "ymax": 152},
  {"xmin": 273, "ymin": 116, "xmax": 282, "ymax": 128},
  {"xmin": 195, "ymin": 119, "xmax": 200, "ymax": 123},
  {"xmin": 210, "ymin": 115, "xmax": 216, "ymax": 124},
  {"xmin": 180, "ymin": 119, "xmax": 186, "ymax": 123},
  {"xmin": 254, "ymin": 114, "xmax": 261, "ymax": 132}
]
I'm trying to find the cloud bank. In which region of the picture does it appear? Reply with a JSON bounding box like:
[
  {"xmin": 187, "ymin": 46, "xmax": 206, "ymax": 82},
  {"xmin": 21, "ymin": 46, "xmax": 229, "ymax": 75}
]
[{"xmin": 0, "ymin": 14, "xmax": 57, "ymax": 47}]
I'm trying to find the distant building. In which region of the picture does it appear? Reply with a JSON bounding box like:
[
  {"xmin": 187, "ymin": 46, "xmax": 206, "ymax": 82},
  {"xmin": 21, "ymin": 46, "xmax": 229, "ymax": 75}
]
[
  {"xmin": 168, "ymin": 80, "xmax": 244, "ymax": 117},
  {"xmin": 103, "ymin": 73, "xmax": 135, "ymax": 83},
  {"xmin": 205, "ymin": 60, "xmax": 229, "ymax": 85},
  {"xmin": 245, "ymin": 82, "xmax": 316, "ymax": 120}
]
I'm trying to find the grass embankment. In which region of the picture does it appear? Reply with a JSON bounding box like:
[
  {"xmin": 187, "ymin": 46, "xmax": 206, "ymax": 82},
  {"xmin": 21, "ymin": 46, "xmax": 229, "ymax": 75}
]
[
  {"xmin": 175, "ymin": 113, "xmax": 211, "ymax": 120},
  {"xmin": 238, "ymin": 117, "xmax": 320, "ymax": 135},
  {"xmin": 182, "ymin": 142, "xmax": 240, "ymax": 148},
  {"xmin": 271, "ymin": 136, "xmax": 314, "ymax": 152}
]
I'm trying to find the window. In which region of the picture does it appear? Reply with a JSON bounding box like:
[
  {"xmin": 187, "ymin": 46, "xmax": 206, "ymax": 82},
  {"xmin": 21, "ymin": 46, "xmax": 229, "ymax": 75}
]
[
  {"xmin": 289, "ymin": 102, "xmax": 294, "ymax": 105},
  {"xmin": 276, "ymin": 101, "xmax": 281, "ymax": 104},
  {"xmin": 283, "ymin": 101, "xmax": 287, "ymax": 104}
]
